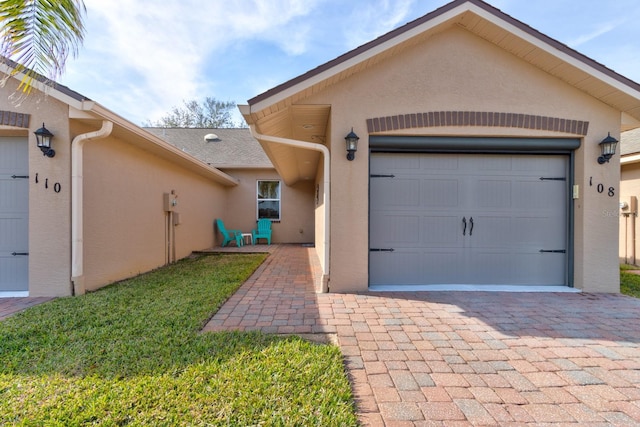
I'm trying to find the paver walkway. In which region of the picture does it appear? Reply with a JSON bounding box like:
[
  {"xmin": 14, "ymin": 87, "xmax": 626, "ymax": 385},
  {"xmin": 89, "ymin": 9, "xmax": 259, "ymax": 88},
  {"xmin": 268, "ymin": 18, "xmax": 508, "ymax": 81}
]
[
  {"xmin": 204, "ymin": 244, "xmax": 640, "ymax": 426},
  {"xmin": 0, "ymin": 297, "xmax": 53, "ymax": 321}
]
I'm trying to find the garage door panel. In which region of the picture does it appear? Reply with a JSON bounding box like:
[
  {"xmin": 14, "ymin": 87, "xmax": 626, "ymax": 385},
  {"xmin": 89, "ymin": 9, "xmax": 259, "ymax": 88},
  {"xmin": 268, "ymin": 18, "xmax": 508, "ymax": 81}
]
[
  {"xmin": 422, "ymin": 251, "xmax": 464, "ymax": 284},
  {"xmin": 469, "ymin": 251, "xmax": 514, "ymax": 284},
  {"xmin": 0, "ymin": 137, "xmax": 28, "ymax": 293},
  {"xmin": 423, "ymin": 215, "xmax": 462, "ymax": 247},
  {"xmin": 514, "ymin": 180, "xmax": 563, "ymax": 210},
  {"xmin": 370, "ymin": 251, "xmax": 422, "ymax": 285},
  {"xmin": 513, "ymin": 253, "xmax": 566, "ymax": 285},
  {"xmin": 0, "ymin": 256, "xmax": 28, "ymax": 291},
  {"xmin": 371, "ymin": 178, "xmax": 420, "ymax": 208},
  {"xmin": 370, "ymin": 152, "xmax": 568, "ymax": 288},
  {"xmin": 371, "ymin": 154, "xmax": 421, "ymax": 172},
  {"xmin": 370, "ymin": 214, "xmax": 420, "ymax": 247},
  {"xmin": 475, "ymin": 180, "xmax": 512, "ymax": 208},
  {"xmin": 470, "ymin": 155, "xmax": 513, "ymax": 172},
  {"xmin": 422, "ymin": 179, "xmax": 459, "ymax": 208},
  {"xmin": 421, "ymin": 155, "xmax": 458, "ymax": 171},
  {"xmin": 513, "ymin": 216, "xmax": 557, "ymax": 246},
  {"xmin": 470, "ymin": 215, "xmax": 513, "ymax": 248},
  {"xmin": 0, "ymin": 216, "xmax": 28, "ymax": 250},
  {"xmin": 0, "ymin": 181, "xmax": 28, "ymax": 211}
]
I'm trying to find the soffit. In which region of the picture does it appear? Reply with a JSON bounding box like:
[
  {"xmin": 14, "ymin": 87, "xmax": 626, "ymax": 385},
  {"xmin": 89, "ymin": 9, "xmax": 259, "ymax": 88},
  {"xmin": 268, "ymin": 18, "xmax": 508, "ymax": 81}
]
[{"xmin": 250, "ymin": 105, "xmax": 330, "ymax": 185}]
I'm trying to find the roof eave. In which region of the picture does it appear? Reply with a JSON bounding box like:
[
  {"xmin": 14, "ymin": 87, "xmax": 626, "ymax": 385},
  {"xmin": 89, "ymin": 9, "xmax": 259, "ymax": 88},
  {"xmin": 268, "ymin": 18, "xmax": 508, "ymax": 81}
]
[{"xmin": 246, "ymin": 0, "xmax": 640, "ymax": 120}]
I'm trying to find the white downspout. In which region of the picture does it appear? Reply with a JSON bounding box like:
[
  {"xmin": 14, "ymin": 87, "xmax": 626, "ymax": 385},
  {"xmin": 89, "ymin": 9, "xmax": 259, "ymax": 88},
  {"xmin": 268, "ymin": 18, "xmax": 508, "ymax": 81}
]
[
  {"xmin": 71, "ymin": 120, "xmax": 114, "ymax": 295},
  {"xmin": 247, "ymin": 125, "xmax": 331, "ymax": 292}
]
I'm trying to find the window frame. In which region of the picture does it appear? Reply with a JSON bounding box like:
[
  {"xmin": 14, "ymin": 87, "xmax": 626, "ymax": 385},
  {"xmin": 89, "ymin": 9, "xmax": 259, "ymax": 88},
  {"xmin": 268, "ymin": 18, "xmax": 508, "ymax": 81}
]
[{"xmin": 256, "ymin": 180, "xmax": 281, "ymax": 221}]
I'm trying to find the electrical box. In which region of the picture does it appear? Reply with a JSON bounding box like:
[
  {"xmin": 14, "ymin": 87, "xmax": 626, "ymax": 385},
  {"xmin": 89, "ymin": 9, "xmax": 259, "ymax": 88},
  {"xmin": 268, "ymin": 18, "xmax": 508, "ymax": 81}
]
[
  {"xmin": 620, "ymin": 196, "xmax": 638, "ymax": 214},
  {"xmin": 163, "ymin": 192, "xmax": 178, "ymax": 212}
]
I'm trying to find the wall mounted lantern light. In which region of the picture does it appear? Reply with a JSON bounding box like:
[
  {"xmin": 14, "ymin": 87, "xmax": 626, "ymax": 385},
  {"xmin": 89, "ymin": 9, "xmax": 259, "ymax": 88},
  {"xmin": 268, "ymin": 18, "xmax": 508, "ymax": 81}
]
[
  {"xmin": 345, "ymin": 128, "xmax": 359, "ymax": 161},
  {"xmin": 597, "ymin": 132, "xmax": 618, "ymax": 164},
  {"xmin": 34, "ymin": 123, "xmax": 55, "ymax": 158}
]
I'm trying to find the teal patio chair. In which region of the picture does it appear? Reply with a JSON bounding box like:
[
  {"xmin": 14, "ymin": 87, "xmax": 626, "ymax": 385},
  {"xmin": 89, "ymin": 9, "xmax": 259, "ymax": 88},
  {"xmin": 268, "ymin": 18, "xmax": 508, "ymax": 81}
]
[
  {"xmin": 252, "ymin": 219, "xmax": 272, "ymax": 245},
  {"xmin": 215, "ymin": 219, "xmax": 243, "ymax": 247}
]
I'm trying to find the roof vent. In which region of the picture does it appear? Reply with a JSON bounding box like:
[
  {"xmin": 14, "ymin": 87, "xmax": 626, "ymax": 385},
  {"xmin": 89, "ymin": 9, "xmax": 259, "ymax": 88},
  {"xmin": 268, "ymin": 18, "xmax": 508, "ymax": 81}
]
[{"xmin": 204, "ymin": 133, "xmax": 220, "ymax": 143}]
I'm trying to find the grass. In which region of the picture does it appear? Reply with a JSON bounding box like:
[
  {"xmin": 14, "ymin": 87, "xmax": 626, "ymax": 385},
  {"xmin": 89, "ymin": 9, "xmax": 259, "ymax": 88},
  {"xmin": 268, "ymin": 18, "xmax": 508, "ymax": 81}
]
[
  {"xmin": 621, "ymin": 264, "xmax": 640, "ymax": 298},
  {"xmin": 0, "ymin": 254, "xmax": 358, "ymax": 426}
]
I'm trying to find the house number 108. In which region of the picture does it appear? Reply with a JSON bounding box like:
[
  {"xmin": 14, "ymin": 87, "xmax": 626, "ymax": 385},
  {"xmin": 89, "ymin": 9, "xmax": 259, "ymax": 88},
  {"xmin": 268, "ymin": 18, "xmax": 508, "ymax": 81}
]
[{"xmin": 590, "ymin": 177, "xmax": 615, "ymax": 197}]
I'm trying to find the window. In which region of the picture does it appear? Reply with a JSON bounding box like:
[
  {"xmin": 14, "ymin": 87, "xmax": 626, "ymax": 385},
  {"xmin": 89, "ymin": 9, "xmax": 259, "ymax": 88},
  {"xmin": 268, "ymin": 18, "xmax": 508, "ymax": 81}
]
[{"xmin": 257, "ymin": 180, "xmax": 280, "ymax": 220}]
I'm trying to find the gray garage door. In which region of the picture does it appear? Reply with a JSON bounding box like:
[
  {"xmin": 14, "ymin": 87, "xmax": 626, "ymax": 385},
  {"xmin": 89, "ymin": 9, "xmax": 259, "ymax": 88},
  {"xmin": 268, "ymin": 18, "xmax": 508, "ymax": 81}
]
[
  {"xmin": 370, "ymin": 153, "xmax": 568, "ymax": 287},
  {"xmin": 0, "ymin": 137, "xmax": 29, "ymax": 293}
]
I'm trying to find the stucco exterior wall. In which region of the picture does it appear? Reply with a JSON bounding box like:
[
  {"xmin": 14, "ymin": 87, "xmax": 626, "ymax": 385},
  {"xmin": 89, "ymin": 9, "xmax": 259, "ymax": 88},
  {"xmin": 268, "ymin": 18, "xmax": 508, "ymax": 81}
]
[
  {"xmin": 304, "ymin": 27, "xmax": 620, "ymax": 293},
  {"xmin": 81, "ymin": 129, "xmax": 229, "ymax": 292},
  {"xmin": 620, "ymin": 163, "xmax": 640, "ymax": 265},
  {"xmin": 222, "ymin": 169, "xmax": 315, "ymax": 244},
  {"xmin": 0, "ymin": 78, "xmax": 73, "ymax": 296}
]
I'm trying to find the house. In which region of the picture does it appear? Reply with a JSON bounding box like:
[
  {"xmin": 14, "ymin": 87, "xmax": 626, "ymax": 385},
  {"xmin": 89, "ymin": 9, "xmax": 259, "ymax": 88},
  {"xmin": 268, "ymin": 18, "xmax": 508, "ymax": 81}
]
[
  {"xmin": 4, "ymin": 0, "xmax": 639, "ymax": 297},
  {"xmin": 619, "ymin": 128, "xmax": 640, "ymax": 265},
  {"xmin": 143, "ymin": 127, "xmax": 315, "ymax": 244},
  {"xmin": 240, "ymin": 0, "xmax": 640, "ymax": 293},
  {"xmin": 0, "ymin": 62, "xmax": 310, "ymax": 297}
]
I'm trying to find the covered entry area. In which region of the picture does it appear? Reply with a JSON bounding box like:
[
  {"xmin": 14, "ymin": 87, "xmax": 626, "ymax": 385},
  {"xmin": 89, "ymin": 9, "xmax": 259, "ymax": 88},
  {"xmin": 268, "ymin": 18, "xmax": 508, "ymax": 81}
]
[{"xmin": 369, "ymin": 137, "xmax": 578, "ymax": 290}]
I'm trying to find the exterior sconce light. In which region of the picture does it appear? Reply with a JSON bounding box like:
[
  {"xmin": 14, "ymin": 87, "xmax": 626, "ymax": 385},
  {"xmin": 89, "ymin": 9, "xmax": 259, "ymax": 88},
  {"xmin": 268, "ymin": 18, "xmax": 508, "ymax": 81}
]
[
  {"xmin": 34, "ymin": 123, "xmax": 55, "ymax": 158},
  {"xmin": 597, "ymin": 132, "xmax": 618, "ymax": 164},
  {"xmin": 345, "ymin": 128, "xmax": 359, "ymax": 161}
]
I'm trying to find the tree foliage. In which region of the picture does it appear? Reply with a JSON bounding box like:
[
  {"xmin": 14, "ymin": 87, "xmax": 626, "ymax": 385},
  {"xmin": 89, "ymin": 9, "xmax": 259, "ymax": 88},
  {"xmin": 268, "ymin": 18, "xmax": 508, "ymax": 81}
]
[
  {"xmin": 146, "ymin": 97, "xmax": 244, "ymax": 128},
  {"xmin": 0, "ymin": 0, "xmax": 86, "ymax": 93}
]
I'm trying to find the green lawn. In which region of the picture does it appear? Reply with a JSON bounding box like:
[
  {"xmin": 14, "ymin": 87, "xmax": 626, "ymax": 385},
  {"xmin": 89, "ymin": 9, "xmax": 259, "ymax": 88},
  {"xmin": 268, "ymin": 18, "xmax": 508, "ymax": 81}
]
[
  {"xmin": 0, "ymin": 254, "xmax": 358, "ymax": 426},
  {"xmin": 621, "ymin": 264, "xmax": 640, "ymax": 298}
]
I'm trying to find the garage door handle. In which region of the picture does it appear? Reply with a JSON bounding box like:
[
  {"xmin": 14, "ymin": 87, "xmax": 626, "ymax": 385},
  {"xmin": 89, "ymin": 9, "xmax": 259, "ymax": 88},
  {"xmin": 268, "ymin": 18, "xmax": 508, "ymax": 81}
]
[
  {"xmin": 469, "ymin": 217, "xmax": 474, "ymax": 236},
  {"xmin": 11, "ymin": 252, "xmax": 29, "ymax": 256},
  {"xmin": 462, "ymin": 217, "xmax": 467, "ymax": 236}
]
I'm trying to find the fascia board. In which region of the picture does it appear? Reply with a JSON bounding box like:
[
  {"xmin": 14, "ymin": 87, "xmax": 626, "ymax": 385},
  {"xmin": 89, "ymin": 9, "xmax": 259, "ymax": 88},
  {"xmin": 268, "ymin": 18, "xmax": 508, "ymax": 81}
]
[
  {"xmin": 469, "ymin": 5, "xmax": 640, "ymax": 101},
  {"xmin": 250, "ymin": 1, "xmax": 640, "ymax": 113},
  {"xmin": 80, "ymin": 103, "xmax": 240, "ymax": 187},
  {"xmin": 621, "ymin": 153, "xmax": 640, "ymax": 165}
]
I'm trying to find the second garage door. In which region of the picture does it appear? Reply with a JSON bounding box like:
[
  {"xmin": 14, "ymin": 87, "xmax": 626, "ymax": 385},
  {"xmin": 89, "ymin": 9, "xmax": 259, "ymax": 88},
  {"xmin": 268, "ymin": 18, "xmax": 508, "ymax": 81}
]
[
  {"xmin": 0, "ymin": 137, "xmax": 29, "ymax": 293},
  {"xmin": 370, "ymin": 153, "xmax": 569, "ymax": 288}
]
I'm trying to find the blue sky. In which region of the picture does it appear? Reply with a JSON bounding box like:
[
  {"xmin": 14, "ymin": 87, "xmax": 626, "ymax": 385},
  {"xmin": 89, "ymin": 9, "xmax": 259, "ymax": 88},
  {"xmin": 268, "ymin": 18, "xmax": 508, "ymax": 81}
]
[{"xmin": 58, "ymin": 0, "xmax": 640, "ymax": 126}]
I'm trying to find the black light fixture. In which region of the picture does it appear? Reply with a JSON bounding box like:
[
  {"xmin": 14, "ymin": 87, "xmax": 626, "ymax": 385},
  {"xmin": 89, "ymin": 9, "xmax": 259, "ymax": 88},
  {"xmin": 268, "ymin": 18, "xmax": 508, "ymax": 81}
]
[
  {"xmin": 34, "ymin": 123, "xmax": 55, "ymax": 158},
  {"xmin": 345, "ymin": 128, "xmax": 359, "ymax": 161},
  {"xmin": 597, "ymin": 132, "xmax": 618, "ymax": 164}
]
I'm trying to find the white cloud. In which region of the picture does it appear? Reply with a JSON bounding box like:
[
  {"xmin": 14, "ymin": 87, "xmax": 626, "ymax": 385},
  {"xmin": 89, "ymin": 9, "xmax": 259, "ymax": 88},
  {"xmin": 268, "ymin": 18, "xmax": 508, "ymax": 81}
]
[
  {"xmin": 344, "ymin": 0, "xmax": 416, "ymax": 48},
  {"xmin": 58, "ymin": 0, "xmax": 640, "ymax": 126},
  {"xmin": 567, "ymin": 20, "xmax": 622, "ymax": 48},
  {"xmin": 71, "ymin": 0, "xmax": 322, "ymax": 123}
]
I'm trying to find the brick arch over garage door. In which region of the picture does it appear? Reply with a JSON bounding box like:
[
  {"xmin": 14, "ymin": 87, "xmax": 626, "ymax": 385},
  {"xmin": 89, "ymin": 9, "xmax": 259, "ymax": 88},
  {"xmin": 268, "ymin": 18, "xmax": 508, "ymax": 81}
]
[
  {"xmin": 0, "ymin": 110, "xmax": 30, "ymax": 128},
  {"xmin": 366, "ymin": 111, "xmax": 589, "ymax": 135}
]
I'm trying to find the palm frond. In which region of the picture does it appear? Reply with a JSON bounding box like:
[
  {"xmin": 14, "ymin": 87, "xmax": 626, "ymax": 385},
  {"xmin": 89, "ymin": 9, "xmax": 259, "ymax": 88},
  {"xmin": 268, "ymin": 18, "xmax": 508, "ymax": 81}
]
[{"xmin": 0, "ymin": 0, "xmax": 86, "ymax": 93}]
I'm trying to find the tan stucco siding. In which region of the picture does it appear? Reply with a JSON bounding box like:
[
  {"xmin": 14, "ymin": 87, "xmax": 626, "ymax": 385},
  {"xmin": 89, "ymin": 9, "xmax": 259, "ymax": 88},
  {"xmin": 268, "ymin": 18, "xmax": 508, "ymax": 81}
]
[
  {"xmin": 0, "ymin": 78, "xmax": 73, "ymax": 296},
  {"xmin": 302, "ymin": 27, "xmax": 620, "ymax": 292},
  {"xmin": 620, "ymin": 163, "xmax": 640, "ymax": 265},
  {"xmin": 222, "ymin": 169, "xmax": 315, "ymax": 244},
  {"xmin": 81, "ymin": 133, "xmax": 228, "ymax": 292}
]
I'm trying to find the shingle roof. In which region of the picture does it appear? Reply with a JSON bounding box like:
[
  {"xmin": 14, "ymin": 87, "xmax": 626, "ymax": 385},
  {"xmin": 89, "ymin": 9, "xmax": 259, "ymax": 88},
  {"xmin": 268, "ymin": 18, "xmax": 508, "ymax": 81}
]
[
  {"xmin": 621, "ymin": 128, "xmax": 640, "ymax": 156},
  {"xmin": 144, "ymin": 128, "xmax": 272, "ymax": 168}
]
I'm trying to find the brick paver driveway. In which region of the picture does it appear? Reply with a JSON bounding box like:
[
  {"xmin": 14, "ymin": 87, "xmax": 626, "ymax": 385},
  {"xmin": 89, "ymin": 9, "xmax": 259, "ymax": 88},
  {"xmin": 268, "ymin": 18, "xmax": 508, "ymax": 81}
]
[
  {"xmin": 208, "ymin": 245, "xmax": 639, "ymax": 424},
  {"xmin": 0, "ymin": 297, "xmax": 52, "ymax": 320}
]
